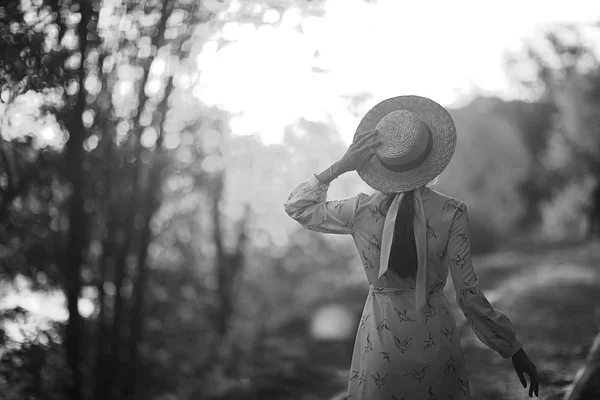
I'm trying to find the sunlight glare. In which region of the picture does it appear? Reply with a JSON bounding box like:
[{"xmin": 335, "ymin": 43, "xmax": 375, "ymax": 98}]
[
  {"xmin": 151, "ymin": 59, "xmax": 166, "ymax": 75},
  {"xmin": 41, "ymin": 126, "xmax": 55, "ymax": 141},
  {"xmin": 146, "ymin": 79, "xmax": 162, "ymax": 96},
  {"xmin": 117, "ymin": 80, "xmax": 134, "ymax": 96},
  {"xmin": 195, "ymin": 0, "xmax": 600, "ymax": 145}
]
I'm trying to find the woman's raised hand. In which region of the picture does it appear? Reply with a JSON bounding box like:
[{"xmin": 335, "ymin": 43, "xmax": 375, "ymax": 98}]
[{"xmin": 337, "ymin": 130, "xmax": 382, "ymax": 173}]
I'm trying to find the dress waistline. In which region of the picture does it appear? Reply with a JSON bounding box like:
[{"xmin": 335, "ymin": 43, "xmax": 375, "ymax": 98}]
[{"xmin": 368, "ymin": 284, "xmax": 445, "ymax": 297}]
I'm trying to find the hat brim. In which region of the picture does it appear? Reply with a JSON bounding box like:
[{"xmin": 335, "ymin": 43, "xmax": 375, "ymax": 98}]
[{"xmin": 355, "ymin": 95, "xmax": 456, "ymax": 193}]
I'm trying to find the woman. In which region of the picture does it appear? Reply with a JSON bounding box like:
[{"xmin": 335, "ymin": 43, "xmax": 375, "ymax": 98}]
[{"xmin": 284, "ymin": 96, "xmax": 539, "ymax": 399}]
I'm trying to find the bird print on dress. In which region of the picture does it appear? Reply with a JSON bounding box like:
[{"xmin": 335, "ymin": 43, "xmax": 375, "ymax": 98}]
[
  {"xmin": 423, "ymin": 332, "xmax": 436, "ymax": 351},
  {"xmin": 424, "ymin": 305, "xmax": 437, "ymax": 324},
  {"xmin": 394, "ymin": 335, "xmax": 412, "ymax": 353},
  {"xmin": 363, "ymin": 333, "xmax": 373, "ymax": 359},
  {"xmin": 361, "ymin": 251, "xmax": 375, "ymax": 271},
  {"xmin": 436, "ymin": 248, "xmax": 446, "ymax": 262},
  {"xmin": 372, "ymin": 372, "xmax": 388, "ymax": 390},
  {"xmin": 458, "ymin": 378, "xmax": 469, "ymax": 396},
  {"xmin": 491, "ymin": 329, "xmax": 515, "ymax": 347},
  {"xmin": 314, "ymin": 185, "xmax": 326, "ymax": 202},
  {"xmin": 441, "ymin": 326, "xmax": 454, "ymax": 343},
  {"xmin": 294, "ymin": 214, "xmax": 310, "ymax": 224},
  {"xmin": 368, "ymin": 204, "xmax": 385, "ymax": 223},
  {"xmin": 481, "ymin": 296, "xmax": 493, "ymax": 309},
  {"xmin": 428, "ymin": 385, "xmax": 437, "ymax": 400},
  {"xmin": 430, "ymin": 277, "xmax": 446, "ymax": 294},
  {"xmin": 404, "ymin": 365, "xmax": 430, "ymax": 383},
  {"xmin": 459, "ymin": 282, "xmax": 477, "ymax": 301},
  {"xmin": 443, "ymin": 199, "xmax": 461, "ymax": 211},
  {"xmin": 426, "ymin": 219, "xmax": 436, "ymax": 239},
  {"xmin": 380, "ymin": 351, "xmax": 391, "ymax": 362},
  {"xmin": 360, "ymin": 313, "xmax": 371, "ymax": 332},
  {"xmin": 368, "ymin": 234, "xmax": 381, "ymax": 256},
  {"xmin": 391, "ymin": 395, "xmax": 404, "ymax": 400},
  {"xmin": 357, "ymin": 369, "xmax": 366, "ymax": 388},
  {"xmin": 464, "ymin": 313, "xmax": 480, "ymax": 333},
  {"xmin": 377, "ymin": 319, "xmax": 391, "ymax": 333},
  {"xmin": 451, "ymin": 253, "xmax": 466, "ymax": 269},
  {"xmin": 344, "ymin": 220, "xmax": 354, "ymax": 231},
  {"xmin": 458, "ymin": 233, "xmax": 468, "ymax": 243},
  {"xmin": 335, "ymin": 200, "xmax": 347, "ymax": 214},
  {"xmin": 316, "ymin": 218, "xmax": 337, "ymax": 233},
  {"xmin": 444, "ymin": 356, "xmax": 457, "ymax": 375},
  {"xmin": 394, "ymin": 307, "xmax": 416, "ymax": 323}
]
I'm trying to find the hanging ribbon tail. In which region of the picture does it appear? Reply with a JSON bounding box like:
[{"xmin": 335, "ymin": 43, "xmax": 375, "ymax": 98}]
[
  {"xmin": 378, "ymin": 193, "xmax": 403, "ymax": 279},
  {"xmin": 413, "ymin": 188, "xmax": 428, "ymax": 324}
]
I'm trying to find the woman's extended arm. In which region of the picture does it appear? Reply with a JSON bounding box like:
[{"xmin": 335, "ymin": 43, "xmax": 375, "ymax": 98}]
[{"xmin": 445, "ymin": 202, "xmax": 522, "ymax": 358}]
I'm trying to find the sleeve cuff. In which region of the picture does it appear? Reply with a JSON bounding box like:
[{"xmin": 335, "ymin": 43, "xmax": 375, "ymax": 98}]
[
  {"xmin": 501, "ymin": 339, "xmax": 523, "ymax": 359},
  {"xmin": 309, "ymin": 174, "xmax": 327, "ymax": 187}
]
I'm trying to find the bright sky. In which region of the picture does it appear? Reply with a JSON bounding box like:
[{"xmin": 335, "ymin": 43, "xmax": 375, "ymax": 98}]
[{"xmin": 195, "ymin": 0, "xmax": 600, "ymax": 145}]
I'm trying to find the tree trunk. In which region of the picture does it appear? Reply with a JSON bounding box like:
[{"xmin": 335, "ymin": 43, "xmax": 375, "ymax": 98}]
[
  {"xmin": 93, "ymin": 143, "xmax": 117, "ymax": 400},
  {"xmin": 212, "ymin": 170, "xmax": 250, "ymax": 376},
  {"xmin": 122, "ymin": 78, "xmax": 171, "ymax": 399},
  {"xmin": 104, "ymin": 1, "xmax": 171, "ymax": 395},
  {"xmin": 63, "ymin": 2, "xmax": 91, "ymax": 398},
  {"xmin": 122, "ymin": 160, "xmax": 161, "ymax": 400}
]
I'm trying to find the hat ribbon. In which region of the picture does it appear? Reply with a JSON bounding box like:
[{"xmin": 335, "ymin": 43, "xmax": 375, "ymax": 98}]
[{"xmin": 378, "ymin": 187, "xmax": 429, "ymax": 323}]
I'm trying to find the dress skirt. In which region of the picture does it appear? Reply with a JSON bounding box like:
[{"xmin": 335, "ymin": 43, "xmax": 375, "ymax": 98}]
[{"xmin": 345, "ymin": 285, "xmax": 471, "ymax": 400}]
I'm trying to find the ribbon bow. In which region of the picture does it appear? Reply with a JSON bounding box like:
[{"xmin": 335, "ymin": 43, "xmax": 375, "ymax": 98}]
[{"xmin": 378, "ymin": 186, "xmax": 429, "ymax": 324}]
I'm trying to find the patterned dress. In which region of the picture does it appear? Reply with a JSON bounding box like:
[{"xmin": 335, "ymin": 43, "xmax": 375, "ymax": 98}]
[{"xmin": 284, "ymin": 175, "xmax": 523, "ymax": 400}]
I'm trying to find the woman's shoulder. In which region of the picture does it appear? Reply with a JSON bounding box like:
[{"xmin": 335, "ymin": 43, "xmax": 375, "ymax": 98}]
[
  {"xmin": 354, "ymin": 191, "xmax": 391, "ymax": 217},
  {"xmin": 423, "ymin": 186, "xmax": 467, "ymax": 211}
]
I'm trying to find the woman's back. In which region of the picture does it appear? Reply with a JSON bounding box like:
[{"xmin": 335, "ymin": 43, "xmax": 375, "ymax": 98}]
[{"xmin": 351, "ymin": 185, "xmax": 462, "ymax": 291}]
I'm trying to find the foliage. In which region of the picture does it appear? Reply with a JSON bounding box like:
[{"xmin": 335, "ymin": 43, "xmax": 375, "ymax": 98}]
[{"xmin": 506, "ymin": 23, "xmax": 600, "ymax": 240}]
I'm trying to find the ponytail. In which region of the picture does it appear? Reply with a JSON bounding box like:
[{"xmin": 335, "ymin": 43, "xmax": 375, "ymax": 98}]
[{"xmin": 385, "ymin": 191, "xmax": 418, "ymax": 278}]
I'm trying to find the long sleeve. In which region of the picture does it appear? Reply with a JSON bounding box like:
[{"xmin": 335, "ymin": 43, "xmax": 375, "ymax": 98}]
[
  {"xmin": 445, "ymin": 201, "xmax": 522, "ymax": 359},
  {"xmin": 284, "ymin": 175, "xmax": 362, "ymax": 235}
]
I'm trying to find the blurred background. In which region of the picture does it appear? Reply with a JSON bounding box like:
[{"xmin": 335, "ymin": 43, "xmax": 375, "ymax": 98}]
[{"xmin": 1, "ymin": 0, "xmax": 600, "ymax": 399}]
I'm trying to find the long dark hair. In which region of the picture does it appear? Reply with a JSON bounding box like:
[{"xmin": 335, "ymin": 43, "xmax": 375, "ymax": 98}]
[{"xmin": 383, "ymin": 190, "xmax": 417, "ymax": 278}]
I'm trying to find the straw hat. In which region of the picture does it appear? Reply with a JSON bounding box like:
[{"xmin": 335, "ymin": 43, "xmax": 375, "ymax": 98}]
[{"xmin": 355, "ymin": 95, "xmax": 457, "ymax": 193}]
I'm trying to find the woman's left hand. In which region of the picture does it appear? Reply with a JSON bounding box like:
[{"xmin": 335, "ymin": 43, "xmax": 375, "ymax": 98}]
[
  {"xmin": 512, "ymin": 348, "xmax": 539, "ymax": 397},
  {"xmin": 337, "ymin": 129, "xmax": 382, "ymax": 173}
]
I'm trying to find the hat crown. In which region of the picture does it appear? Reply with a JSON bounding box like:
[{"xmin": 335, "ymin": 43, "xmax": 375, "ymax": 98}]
[{"xmin": 375, "ymin": 110, "xmax": 432, "ymax": 166}]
